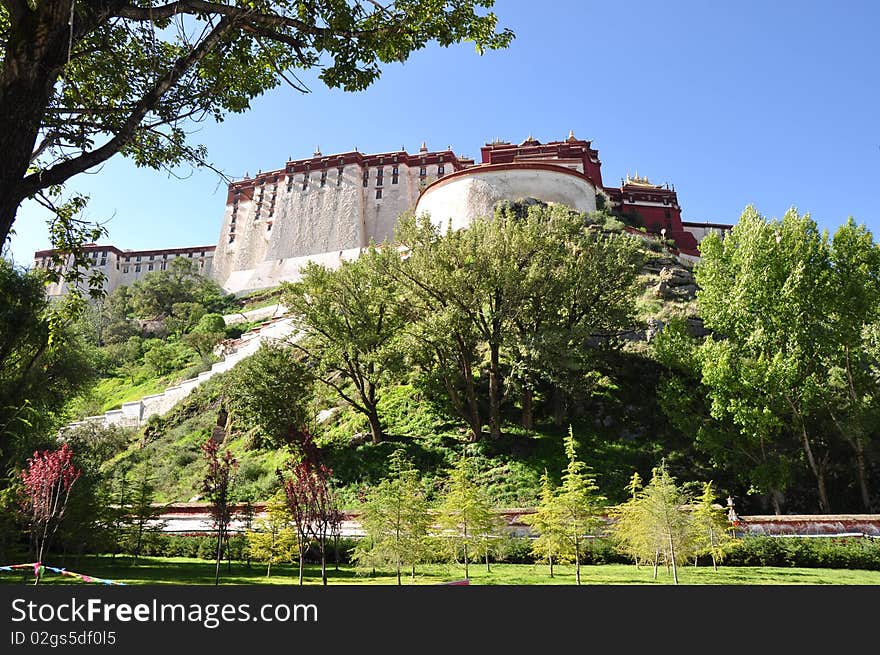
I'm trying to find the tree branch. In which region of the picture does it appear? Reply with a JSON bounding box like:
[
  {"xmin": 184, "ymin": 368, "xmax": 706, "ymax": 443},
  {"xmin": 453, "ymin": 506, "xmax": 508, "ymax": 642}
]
[
  {"xmin": 115, "ymin": 0, "xmax": 378, "ymax": 38},
  {"xmin": 20, "ymin": 15, "xmax": 236, "ymax": 197}
]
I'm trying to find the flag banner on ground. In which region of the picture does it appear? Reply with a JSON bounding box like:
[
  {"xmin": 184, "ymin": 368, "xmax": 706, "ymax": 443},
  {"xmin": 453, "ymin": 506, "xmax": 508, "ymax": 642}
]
[
  {"xmin": 0, "ymin": 563, "xmax": 125, "ymax": 586},
  {"xmin": 0, "ymin": 585, "xmax": 874, "ymax": 652}
]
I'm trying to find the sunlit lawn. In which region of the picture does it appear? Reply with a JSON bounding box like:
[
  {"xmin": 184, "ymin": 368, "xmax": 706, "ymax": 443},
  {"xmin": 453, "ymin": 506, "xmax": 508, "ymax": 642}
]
[{"xmin": 2, "ymin": 556, "xmax": 879, "ymax": 585}]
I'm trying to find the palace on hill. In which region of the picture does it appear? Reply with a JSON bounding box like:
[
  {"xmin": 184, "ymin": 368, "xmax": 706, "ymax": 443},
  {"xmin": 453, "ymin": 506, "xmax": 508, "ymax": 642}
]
[{"xmin": 35, "ymin": 133, "xmax": 732, "ymax": 296}]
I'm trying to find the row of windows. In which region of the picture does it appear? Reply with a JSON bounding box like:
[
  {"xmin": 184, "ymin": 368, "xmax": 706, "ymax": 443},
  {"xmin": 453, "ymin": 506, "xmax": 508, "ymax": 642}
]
[
  {"xmin": 121, "ymin": 260, "xmax": 206, "ymax": 274},
  {"xmin": 122, "ymin": 252, "xmax": 207, "ymax": 262}
]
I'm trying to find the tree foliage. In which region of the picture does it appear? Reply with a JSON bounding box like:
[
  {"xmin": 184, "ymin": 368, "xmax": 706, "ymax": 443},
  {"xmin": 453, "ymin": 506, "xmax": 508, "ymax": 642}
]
[
  {"xmin": 225, "ymin": 342, "xmax": 314, "ymax": 448},
  {"xmin": 246, "ymin": 492, "xmax": 297, "ymax": 578},
  {"xmin": 610, "ymin": 463, "xmax": 695, "ymax": 584},
  {"xmin": 19, "ymin": 442, "xmax": 81, "ymax": 577},
  {"xmin": 695, "ymin": 207, "xmax": 880, "ymax": 512},
  {"xmin": 521, "ymin": 427, "xmax": 605, "ymax": 584},
  {"xmin": 392, "ymin": 203, "xmax": 642, "ymax": 439},
  {"xmin": 353, "ymin": 449, "xmax": 430, "ymax": 585},
  {"xmin": 200, "ymin": 436, "xmax": 237, "ymax": 586},
  {"xmin": 436, "ymin": 452, "xmax": 500, "ymax": 578},
  {"xmin": 283, "ymin": 246, "xmax": 406, "ymax": 444}
]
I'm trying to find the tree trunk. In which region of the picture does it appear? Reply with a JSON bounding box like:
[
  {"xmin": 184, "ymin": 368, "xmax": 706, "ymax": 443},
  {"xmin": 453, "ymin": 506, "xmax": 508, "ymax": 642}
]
[
  {"xmin": 522, "ymin": 387, "xmax": 534, "ymax": 431},
  {"xmin": 549, "ymin": 555, "xmax": 554, "ymax": 578},
  {"xmin": 457, "ymin": 338, "xmax": 482, "ymax": 441},
  {"xmin": 793, "ymin": 405, "xmax": 831, "ymax": 513},
  {"xmin": 552, "ymin": 387, "xmax": 566, "ymax": 427},
  {"xmin": 214, "ymin": 530, "xmax": 223, "ymax": 586},
  {"xmin": 298, "ymin": 547, "xmax": 304, "ymax": 586},
  {"xmin": 320, "ymin": 543, "xmax": 327, "ymax": 586},
  {"xmin": 0, "ymin": 3, "xmax": 73, "ymax": 245},
  {"xmin": 853, "ymin": 440, "xmax": 873, "ymax": 512},
  {"xmin": 769, "ymin": 488, "xmax": 783, "ymax": 515},
  {"xmin": 488, "ymin": 341, "xmax": 502, "ymax": 439},
  {"xmin": 463, "ymin": 537, "xmax": 469, "ymax": 580},
  {"xmin": 367, "ymin": 408, "xmax": 383, "ymax": 444},
  {"xmin": 668, "ymin": 532, "xmax": 678, "ymax": 585},
  {"xmin": 574, "ymin": 535, "xmax": 581, "ymax": 586}
]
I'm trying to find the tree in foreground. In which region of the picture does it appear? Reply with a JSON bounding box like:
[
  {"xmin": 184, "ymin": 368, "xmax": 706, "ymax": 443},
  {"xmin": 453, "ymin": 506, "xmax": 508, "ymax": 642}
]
[
  {"xmin": 436, "ymin": 453, "xmax": 500, "ymax": 579},
  {"xmin": 552, "ymin": 428, "xmax": 606, "ymax": 585},
  {"xmin": 19, "ymin": 442, "xmax": 81, "ymax": 582},
  {"xmin": 277, "ymin": 434, "xmax": 338, "ymax": 585},
  {"xmin": 523, "ymin": 471, "xmax": 565, "ymax": 578},
  {"xmin": 691, "ymin": 482, "xmax": 738, "ymax": 571},
  {"xmin": 247, "ymin": 492, "xmax": 297, "ymax": 578},
  {"xmin": 354, "ymin": 450, "xmax": 430, "ymax": 585},
  {"xmin": 0, "ymin": 1, "xmax": 513, "ymax": 248},
  {"xmin": 124, "ymin": 466, "xmax": 166, "ymax": 565},
  {"xmin": 611, "ymin": 463, "xmax": 695, "ymax": 584},
  {"xmin": 200, "ymin": 438, "xmax": 237, "ymax": 586},
  {"xmin": 523, "ymin": 428, "xmax": 606, "ymax": 584}
]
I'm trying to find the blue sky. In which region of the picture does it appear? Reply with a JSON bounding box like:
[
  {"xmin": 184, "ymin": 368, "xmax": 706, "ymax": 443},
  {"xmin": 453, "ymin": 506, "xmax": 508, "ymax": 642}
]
[{"xmin": 7, "ymin": 0, "xmax": 880, "ymax": 264}]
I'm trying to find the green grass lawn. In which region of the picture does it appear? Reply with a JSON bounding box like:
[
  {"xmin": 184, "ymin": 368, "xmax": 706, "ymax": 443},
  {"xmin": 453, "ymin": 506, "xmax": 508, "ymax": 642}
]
[{"xmin": 3, "ymin": 556, "xmax": 879, "ymax": 585}]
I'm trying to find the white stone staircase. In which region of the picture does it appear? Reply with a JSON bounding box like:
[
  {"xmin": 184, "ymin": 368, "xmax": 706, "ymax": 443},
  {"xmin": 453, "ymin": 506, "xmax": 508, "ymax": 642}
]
[{"xmin": 65, "ymin": 304, "xmax": 298, "ymax": 431}]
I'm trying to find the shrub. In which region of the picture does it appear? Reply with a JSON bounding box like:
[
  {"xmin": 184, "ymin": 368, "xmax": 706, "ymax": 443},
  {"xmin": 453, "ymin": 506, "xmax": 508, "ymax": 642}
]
[{"xmin": 724, "ymin": 536, "xmax": 880, "ymax": 571}]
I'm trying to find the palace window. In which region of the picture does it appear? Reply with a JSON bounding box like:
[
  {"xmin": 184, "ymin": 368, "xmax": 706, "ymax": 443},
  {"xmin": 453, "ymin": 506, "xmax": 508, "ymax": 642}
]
[
  {"xmin": 363, "ymin": 170, "xmax": 369, "ymax": 187},
  {"xmin": 148, "ymin": 264, "xmax": 153, "ymax": 271},
  {"xmin": 229, "ymin": 235, "xmax": 235, "ymax": 243},
  {"xmin": 161, "ymin": 263, "xmax": 166, "ymax": 271},
  {"xmin": 135, "ymin": 265, "xmax": 141, "ymax": 272},
  {"xmin": 438, "ymin": 165, "xmax": 445, "ymax": 176},
  {"xmin": 337, "ymin": 167, "xmax": 344, "ymax": 186},
  {"xmin": 123, "ymin": 266, "xmax": 129, "ymax": 274},
  {"xmin": 376, "ymin": 169, "xmax": 383, "ymax": 186},
  {"xmin": 302, "ymin": 174, "xmax": 308, "ymax": 191},
  {"xmin": 321, "ymin": 170, "xmax": 327, "ymax": 187},
  {"xmin": 376, "ymin": 188, "xmax": 383, "ymax": 199},
  {"xmin": 419, "ymin": 166, "xmax": 426, "ymax": 177},
  {"xmin": 267, "ymin": 222, "xmax": 273, "ymax": 231}
]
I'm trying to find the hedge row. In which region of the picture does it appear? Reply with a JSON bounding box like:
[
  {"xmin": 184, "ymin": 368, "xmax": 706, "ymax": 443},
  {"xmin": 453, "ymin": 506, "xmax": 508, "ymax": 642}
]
[
  {"xmin": 724, "ymin": 536, "xmax": 880, "ymax": 571},
  {"xmin": 115, "ymin": 533, "xmax": 880, "ymax": 572}
]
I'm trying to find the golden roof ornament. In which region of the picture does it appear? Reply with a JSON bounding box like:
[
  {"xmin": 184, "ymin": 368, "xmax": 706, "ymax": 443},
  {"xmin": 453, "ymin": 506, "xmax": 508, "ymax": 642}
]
[
  {"xmin": 314, "ymin": 146, "xmax": 321, "ymax": 156},
  {"xmin": 420, "ymin": 141, "xmax": 428, "ymax": 152},
  {"xmin": 568, "ymin": 129, "xmax": 576, "ymax": 141},
  {"xmin": 624, "ymin": 171, "xmax": 662, "ymax": 188}
]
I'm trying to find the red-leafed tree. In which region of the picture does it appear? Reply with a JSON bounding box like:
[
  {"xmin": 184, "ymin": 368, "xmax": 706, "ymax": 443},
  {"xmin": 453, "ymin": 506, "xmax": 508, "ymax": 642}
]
[
  {"xmin": 201, "ymin": 438, "xmax": 237, "ymax": 586},
  {"xmin": 20, "ymin": 442, "xmax": 80, "ymax": 582},
  {"xmin": 277, "ymin": 434, "xmax": 338, "ymax": 585}
]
